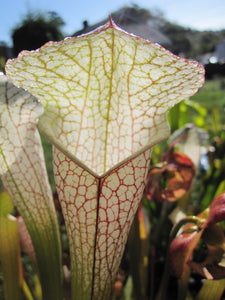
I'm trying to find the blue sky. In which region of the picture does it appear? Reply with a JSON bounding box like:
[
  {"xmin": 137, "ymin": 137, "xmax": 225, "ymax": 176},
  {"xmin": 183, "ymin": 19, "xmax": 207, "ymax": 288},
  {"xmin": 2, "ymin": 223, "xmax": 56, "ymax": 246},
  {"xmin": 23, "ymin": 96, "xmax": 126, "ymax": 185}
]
[{"xmin": 1, "ymin": 0, "xmax": 225, "ymax": 46}]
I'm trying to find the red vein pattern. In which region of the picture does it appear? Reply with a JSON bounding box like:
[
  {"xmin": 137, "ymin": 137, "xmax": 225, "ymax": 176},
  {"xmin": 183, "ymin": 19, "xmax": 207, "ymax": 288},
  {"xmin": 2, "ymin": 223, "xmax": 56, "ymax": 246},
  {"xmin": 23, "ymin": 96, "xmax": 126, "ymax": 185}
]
[
  {"xmin": 54, "ymin": 146, "xmax": 151, "ymax": 299},
  {"xmin": 0, "ymin": 77, "xmax": 53, "ymax": 230},
  {"xmin": 6, "ymin": 20, "xmax": 204, "ymax": 176}
]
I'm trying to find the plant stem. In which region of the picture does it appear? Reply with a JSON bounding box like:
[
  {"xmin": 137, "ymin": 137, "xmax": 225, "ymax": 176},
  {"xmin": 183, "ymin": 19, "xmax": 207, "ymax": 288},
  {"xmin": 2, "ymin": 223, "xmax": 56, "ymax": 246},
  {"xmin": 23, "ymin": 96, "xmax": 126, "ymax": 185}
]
[
  {"xmin": 22, "ymin": 280, "xmax": 34, "ymax": 300},
  {"xmin": 155, "ymin": 216, "xmax": 201, "ymax": 300}
]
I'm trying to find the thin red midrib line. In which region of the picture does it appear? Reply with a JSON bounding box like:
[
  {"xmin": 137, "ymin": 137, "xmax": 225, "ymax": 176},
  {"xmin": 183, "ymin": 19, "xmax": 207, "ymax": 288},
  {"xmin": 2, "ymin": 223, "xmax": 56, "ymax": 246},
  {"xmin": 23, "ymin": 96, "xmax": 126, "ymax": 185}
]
[{"xmin": 90, "ymin": 178, "xmax": 101, "ymax": 299}]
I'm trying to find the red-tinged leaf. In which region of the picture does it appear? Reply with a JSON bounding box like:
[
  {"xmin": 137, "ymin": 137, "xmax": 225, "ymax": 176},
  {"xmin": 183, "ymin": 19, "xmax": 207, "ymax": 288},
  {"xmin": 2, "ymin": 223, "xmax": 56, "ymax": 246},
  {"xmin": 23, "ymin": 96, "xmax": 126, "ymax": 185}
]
[
  {"xmin": 188, "ymin": 261, "xmax": 214, "ymax": 280},
  {"xmin": 145, "ymin": 166, "xmax": 163, "ymax": 201},
  {"xmin": 188, "ymin": 243, "xmax": 225, "ymax": 280},
  {"xmin": 169, "ymin": 151, "xmax": 195, "ymax": 167},
  {"xmin": 54, "ymin": 146, "xmax": 151, "ymax": 300},
  {"xmin": 202, "ymin": 224, "xmax": 225, "ymax": 246},
  {"xmin": 170, "ymin": 229, "xmax": 202, "ymax": 278},
  {"xmin": 138, "ymin": 203, "xmax": 150, "ymax": 240},
  {"xmin": 17, "ymin": 216, "xmax": 37, "ymax": 269},
  {"xmin": 167, "ymin": 152, "xmax": 195, "ymax": 201},
  {"xmin": 206, "ymin": 191, "xmax": 225, "ymax": 227},
  {"xmin": 0, "ymin": 190, "xmax": 22, "ymax": 300},
  {"xmin": 203, "ymin": 264, "xmax": 225, "ymax": 280},
  {"xmin": 170, "ymin": 193, "xmax": 225, "ymax": 279},
  {"xmin": 145, "ymin": 151, "xmax": 195, "ymax": 202}
]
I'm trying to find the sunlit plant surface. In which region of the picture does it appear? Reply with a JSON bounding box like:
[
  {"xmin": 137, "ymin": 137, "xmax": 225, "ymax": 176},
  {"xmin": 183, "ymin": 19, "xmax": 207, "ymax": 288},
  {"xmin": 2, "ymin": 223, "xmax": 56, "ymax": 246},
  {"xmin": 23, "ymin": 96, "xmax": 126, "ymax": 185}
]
[{"xmin": 1, "ymin": 17, "xmax": 225, "ymax": 300}]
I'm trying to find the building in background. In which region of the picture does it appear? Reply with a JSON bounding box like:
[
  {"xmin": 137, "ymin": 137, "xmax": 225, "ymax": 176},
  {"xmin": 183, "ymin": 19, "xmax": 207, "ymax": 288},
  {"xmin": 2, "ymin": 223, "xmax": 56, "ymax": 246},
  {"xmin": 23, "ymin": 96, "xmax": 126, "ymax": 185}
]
[{"xmin": 73, "ymin": 6, "xmax": 171, "ymax": 47}]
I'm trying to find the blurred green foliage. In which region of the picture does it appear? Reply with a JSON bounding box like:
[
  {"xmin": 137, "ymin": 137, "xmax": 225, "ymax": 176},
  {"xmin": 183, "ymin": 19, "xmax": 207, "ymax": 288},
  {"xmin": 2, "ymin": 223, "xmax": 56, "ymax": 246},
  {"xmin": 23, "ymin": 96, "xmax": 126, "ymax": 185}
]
[{"xmin": 160, "ymin": 21, "xmax": 225, "ymax": 58}]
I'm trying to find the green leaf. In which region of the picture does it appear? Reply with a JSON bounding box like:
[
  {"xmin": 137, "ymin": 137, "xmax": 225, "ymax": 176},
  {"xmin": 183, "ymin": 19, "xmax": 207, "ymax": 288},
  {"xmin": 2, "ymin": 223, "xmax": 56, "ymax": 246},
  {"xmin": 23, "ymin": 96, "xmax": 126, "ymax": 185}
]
[
  {"xmin": 170, "ymin": 230, "xmax": 203, "ymax": 278},
  {"xmin": 0, "ymin": 76, "xmax": 63, "ymax": 300},
  {"xmin": 17, "ymin": 216, "xmax": 37, "ymax": 270},
  {"xmin": 168, "ymin": 101, "xmax": 189, "ymax": 132},
  {"xmin": 196, "ymin": 278, "xmax": 225, "ymax": 300},
  {"xmin": 214, "ymin": 180, "xmax": 225, "ymax": 198},
  {"xmin": 128, "ymin": 205, "xmax": 150, "ymax": 299},
  {"xmin": 0, "ymin": 190, "xmax": 22, "ymax": 300},
  {"xmin": 185, "ymin": 99, "xmax": 207, "ymax": 117},
  {"xmin": 123, "ymin": 276, "xmax": 133, "ymax": 300}
]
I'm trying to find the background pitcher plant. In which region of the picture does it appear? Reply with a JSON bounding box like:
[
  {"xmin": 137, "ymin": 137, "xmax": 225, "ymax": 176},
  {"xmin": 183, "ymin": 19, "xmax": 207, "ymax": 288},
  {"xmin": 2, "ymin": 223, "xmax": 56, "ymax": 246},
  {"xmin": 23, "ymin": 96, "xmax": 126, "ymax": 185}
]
[
  {"xmin": 4, "ymin": 18, "xmax": 204, "ymax": 300},
  {"xmin": 0, "ymin": 76, "xmax": 63, "ymax": 299}
]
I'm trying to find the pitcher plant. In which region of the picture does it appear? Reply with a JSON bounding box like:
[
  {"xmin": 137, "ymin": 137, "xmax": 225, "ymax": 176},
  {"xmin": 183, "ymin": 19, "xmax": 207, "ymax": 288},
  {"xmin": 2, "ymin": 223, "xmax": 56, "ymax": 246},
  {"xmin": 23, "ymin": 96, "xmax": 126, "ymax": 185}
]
[{"xmin": 2, "ymin": 17, "xmax": 205, "ymax": 300}]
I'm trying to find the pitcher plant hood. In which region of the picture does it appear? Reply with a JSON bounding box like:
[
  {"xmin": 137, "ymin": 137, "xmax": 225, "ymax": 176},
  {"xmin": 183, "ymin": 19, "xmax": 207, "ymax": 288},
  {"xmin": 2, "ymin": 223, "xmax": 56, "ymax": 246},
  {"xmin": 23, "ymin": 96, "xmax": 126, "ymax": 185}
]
[{"xmin": 6, "ymin": 18, "xmax": 204, "ymax": 178}]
